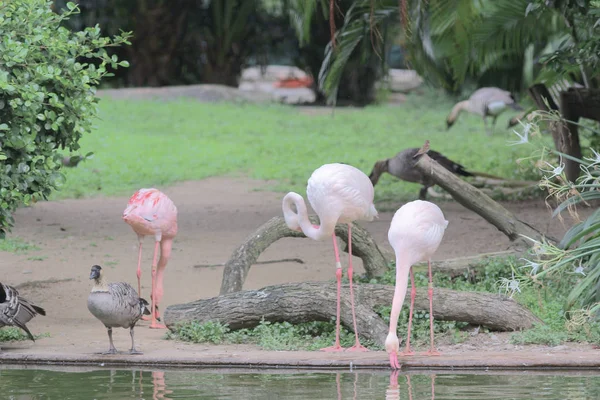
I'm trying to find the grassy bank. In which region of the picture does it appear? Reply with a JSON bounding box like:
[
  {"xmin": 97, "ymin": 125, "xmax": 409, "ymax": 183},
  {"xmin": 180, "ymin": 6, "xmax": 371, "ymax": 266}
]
[{"xmin": 56, "ymin": 89, "xmax": 537, "ymax": 201}]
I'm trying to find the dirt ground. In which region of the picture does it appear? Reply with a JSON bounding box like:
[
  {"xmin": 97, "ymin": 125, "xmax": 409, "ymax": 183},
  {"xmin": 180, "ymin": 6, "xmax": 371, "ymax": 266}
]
[{"xmin": 2, "ymin": 176, "xmax": 599, "ymax": 366}]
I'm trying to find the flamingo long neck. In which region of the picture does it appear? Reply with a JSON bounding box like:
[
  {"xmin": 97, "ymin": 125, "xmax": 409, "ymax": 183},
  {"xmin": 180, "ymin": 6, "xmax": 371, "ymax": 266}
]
[
  {"xmin": 388, "ymin": 254, "xmax": 412, "ymax": 334},
  {"xmin": 282, "ymin": 192, "xmax": 335, "ymax": 241},
  {"xmin": 449, "ymin": 100, "xmax": 468, "ymax": 122}
]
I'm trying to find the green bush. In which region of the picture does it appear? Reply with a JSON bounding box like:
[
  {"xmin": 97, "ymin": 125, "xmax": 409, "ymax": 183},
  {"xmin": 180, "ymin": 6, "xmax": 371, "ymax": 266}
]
[{"xmin": 0, "ymin": 0, "xmax": 130, "ymax": 237}]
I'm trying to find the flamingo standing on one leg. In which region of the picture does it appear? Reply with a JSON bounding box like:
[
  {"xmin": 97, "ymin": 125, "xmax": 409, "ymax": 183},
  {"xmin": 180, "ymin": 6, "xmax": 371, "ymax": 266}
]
[
  {"xmin": 282, "ymin": 163, "xmax": 378, "ymax": 352},
  {"xmin": 123, "ymin": 188, "xmax": 178, "ymax": 329},
  {"xmin": 385, "ymin": 200, "xmax": 448, "ymax": 369}
]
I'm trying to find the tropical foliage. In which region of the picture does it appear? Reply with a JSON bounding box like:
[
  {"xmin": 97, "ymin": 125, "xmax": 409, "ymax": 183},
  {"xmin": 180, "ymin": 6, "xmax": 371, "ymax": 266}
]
[
  {"xmin": 516, "ymin": 110, "xmax": 600, "ymax": 314},
  {"xmin": 317, "ymin": 0, "xmax": 598, "ymax": 99},
  {"xmin": 54, "ymin": 0, "xmax": 292, "ymax": 87},
  {"xmin": 0, "ymin": 0, "xmax": 130, "ymax": 237},
  {"xmin": 288, "ymin": 0, "xmax": 399, "ymax": 104}
]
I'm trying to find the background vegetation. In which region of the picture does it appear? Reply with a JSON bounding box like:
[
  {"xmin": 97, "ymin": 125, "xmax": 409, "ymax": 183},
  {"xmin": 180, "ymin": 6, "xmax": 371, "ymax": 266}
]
[
  {"xmin": 0, "ymin": 0, "xmax": 129, "ymax": 237},
  {"xmin": 55, "ymin": 92, "xmax": 539, "ymax": 202}
]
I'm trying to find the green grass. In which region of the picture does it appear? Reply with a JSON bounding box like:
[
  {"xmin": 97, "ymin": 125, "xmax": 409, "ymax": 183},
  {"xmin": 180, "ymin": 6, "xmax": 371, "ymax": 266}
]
[
  {"xmin": 167, "ymin": 257, "xmax": 600, "ymax": 350},
  {"xmin": 0, "ymin": 327, "xmax": 49, "ymax": 342},
  {"xmin": 0, "ymin": 237, "xmax": 40, "ymax": 253},
  {"xmin": 55, "ymin": 88, "xmax": 541, "ymax": 201}
]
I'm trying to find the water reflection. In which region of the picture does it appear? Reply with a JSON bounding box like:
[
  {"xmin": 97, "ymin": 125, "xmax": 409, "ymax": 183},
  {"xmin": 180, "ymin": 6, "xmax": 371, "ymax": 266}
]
[
  {"xmin": 335, "ymin": 372, "xmax": 359, "ymax": 400},
  {"xmin": 1, "ymin": 366, "xmax": 600, "ymax": 399},
  {"xmin": 132, "ymin": 370, "xmax": 171, "ymax": 399},
  {"xmin": 386, "ymin": 370, "xmax": 437, "ymax": 400}
]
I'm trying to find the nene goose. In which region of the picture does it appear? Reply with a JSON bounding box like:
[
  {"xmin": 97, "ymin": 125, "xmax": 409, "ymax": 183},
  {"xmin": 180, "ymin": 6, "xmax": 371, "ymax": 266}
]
[
  {"xmin": 369, "ymin": 147, "xmax": 500, "ymax": 200},
  {"xmin": 0, "ymin": 282, "xmax": 46, "ymax": 342},
  {"xmin": 446, "ymin": 87, "xmax": 523, "ymax": 135},
  {"xmin": 87, "ymin": 265, "xmax": 150, "ymax": 355}
]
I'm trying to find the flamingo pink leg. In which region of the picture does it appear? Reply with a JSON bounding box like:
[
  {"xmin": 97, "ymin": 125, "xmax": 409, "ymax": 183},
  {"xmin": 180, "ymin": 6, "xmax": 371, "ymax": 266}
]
[
  {"xmin": 401, "ymin": 267, "xmax": 416, "ymax": 356},
  {"xmin": 346, "ymin": 224, "xmax": 368, "ymax": 352},
  {"xmin": 135, "ymin": 236, "xmax": 149, "ymax": 320},
  {"xmin": 149, "ymin": 239, "xmax": 166, "ymax": 329},
  {"xmin": 422, "ymin": 259, "xmax": 441, "ymax": 355},
  {"xmin": 320, "ymin": 232, "xmax": 344, "ymax": 352},
  {"xmin": 152, "ymin": 239, "xmax": 173, "ymax": 323}
]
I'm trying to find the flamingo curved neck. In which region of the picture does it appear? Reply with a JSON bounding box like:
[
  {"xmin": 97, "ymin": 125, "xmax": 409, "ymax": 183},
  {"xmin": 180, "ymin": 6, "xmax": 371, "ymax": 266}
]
[
  {"xmin": 282, "ymin": 192, "xmax": 334, "ymax": 241},
  {"xmin": 388, "ymin": 255, "xmax": 411, "ymax": 334}
]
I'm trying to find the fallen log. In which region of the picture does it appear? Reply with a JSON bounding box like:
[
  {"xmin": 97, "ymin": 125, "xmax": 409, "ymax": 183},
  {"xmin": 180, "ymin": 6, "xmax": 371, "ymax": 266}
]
[
  {"xmin": 414, "ymin": 142, "xmax": 554, "ymax": 244},
  {"xmin": 219, "ymin": 216, "xmax": 389, "ymax": 295},
  {"xmin": 165, "ymin": 282, "xmax": 540, "ymax": 346}
]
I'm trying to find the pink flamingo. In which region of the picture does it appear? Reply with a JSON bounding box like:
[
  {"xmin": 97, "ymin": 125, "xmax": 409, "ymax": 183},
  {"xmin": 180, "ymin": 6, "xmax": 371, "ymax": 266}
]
[
  {"xmin": 282, "ymin": 163, "xmax": 378, "ymax": 351},
  {"xmin": 385, "ymin": 200, "xmax": 448, "ymax": 369},
  {"xmin": 123, "ymin": 188, "xmax": 178, "ymax": 329}
]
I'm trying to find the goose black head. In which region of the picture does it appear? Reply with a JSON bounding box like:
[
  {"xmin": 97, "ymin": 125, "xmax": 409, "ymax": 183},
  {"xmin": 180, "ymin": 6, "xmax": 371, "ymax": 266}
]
[{"xmin": 89, "ymin": 265, "xmax": 102, "ymax": 280}]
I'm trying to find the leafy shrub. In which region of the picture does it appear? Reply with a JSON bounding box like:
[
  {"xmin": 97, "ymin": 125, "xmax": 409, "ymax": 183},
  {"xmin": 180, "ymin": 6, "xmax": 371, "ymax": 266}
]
[
  {"xmin": 166, "ymin": 321, "xmax": 231, "ymax": 344},
  {"xmin": 0, "ymin": 327, "xmax": 28, "ymax": 341},
  {"xmin": 0, "ymin": 0, "xmax": 130, "ymax": 237}
]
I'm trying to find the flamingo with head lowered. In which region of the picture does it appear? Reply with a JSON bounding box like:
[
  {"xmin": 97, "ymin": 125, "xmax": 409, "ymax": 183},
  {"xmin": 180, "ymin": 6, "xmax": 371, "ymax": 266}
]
[
  {"xmin": 282, "ymin": 163, "xmax": 378, "ymax": 351},
  {"xmin": 386, "ymin": 200, "xmax": 448, "ymax": 369},
  {"xmin": 123, "ymin": 188, "xmax": 177, "ymax": 329}
]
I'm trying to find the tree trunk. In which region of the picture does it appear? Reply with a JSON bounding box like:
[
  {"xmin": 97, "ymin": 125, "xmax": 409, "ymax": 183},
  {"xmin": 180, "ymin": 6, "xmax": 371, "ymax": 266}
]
[
  {"xmin": 219, "ymin": 216, "xmax": 389, "ymax": 295},
  {"xmin": 413, "ymin": 150, "xmax": 552, "ymax": 244},
  {"xmin": 165, "ymin": 282, "xmax": 541, "ymax": 346},
  {"xmin": 126, "ymin": 4, "xmax": 187, "ymax": 87},
  {"xmin": 527, "ymin": 85, "xmax": 600, "ymax": 182},
  {"xmin": 558, "ymin": 91, "xmax": 582, "ymax": 183}
]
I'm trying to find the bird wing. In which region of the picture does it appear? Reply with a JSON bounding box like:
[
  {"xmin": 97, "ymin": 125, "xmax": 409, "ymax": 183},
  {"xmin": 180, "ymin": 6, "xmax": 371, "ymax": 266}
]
[
  {"xmin": 0, "ymin": 283, "xmax": 20, "ymax": 326},
  {"xmin": 427, "ymin": 149, "xmax": 473, "ymax": 177},
  {"xmin": 0, "ymin": 283, "xmax": 42, "ymax": 341},
  {"xmin": 123, "ymin": 188, "xmax": 178, "ymax": 236},
  {"xmin": 108, "ymin": 282, "xmax": 142, "ymax": 310},
  {"xmin": 307, "ymin": 163, "xmax": 376, "ymax": 223},
  {"xmin": 468, "ymin": 87, "xmax": 513, "ymax": 115}
]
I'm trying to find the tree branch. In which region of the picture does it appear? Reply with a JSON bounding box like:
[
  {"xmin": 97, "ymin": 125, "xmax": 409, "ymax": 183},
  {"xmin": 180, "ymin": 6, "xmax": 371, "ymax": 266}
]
[
  {"xmin": 219, "ymin": 216, "xmax": 389, "ymax": 295},
  {"xmin": 413, "ymin": 149, "xmax": 553, "ymax": 244},
  {"xmin": 165, "ymin": 282, "xmax": 541, "ymax": 346}
]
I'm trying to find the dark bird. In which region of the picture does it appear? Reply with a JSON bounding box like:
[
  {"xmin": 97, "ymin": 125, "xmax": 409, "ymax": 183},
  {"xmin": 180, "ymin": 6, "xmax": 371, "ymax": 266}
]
[
  {"xmin": 369, "ymin": 147, "xmax": 501, "ymax": 200},
  {"xmin": 87, "ymin": 265, "xmax": 151, "ymax": 355},
  {"xmin": 0, "ymin": 282, "xmax": 46, "ymax": 342}
]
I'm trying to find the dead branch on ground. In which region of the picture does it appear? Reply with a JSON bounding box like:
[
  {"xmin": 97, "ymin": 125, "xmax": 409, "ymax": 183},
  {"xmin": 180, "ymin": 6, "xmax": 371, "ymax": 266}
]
[{"xmin": 165, "ymin": 282, "xmax": 541, "ymax": 346}]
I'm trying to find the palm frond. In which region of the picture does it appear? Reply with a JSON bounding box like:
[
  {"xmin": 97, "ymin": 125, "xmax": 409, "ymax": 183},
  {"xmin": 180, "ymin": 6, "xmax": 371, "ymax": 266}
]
[
  {"xmin": 288, "ymin": 0, "xmax": 329, "ymax": 46},
  {"xmin": 318, "ymin": 1, "xmax": 398, "ymax": 103}
]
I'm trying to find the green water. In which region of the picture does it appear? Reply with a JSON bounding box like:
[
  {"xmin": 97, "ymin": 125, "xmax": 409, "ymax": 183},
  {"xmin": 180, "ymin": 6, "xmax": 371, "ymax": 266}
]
[{"xmin": 1, "ymin": 367, "xmax": 600, "ymax": 399}]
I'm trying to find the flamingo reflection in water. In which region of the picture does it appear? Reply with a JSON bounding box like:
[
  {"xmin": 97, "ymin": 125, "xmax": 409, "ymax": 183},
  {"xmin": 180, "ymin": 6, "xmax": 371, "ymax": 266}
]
[
  {"xmin": 335, "ymin": 371, "xmax": 359, "ymax": 400},
  {"xmin": 387, "ymin": 371, "xmax": 436, "ymax": 400},
  {"xmin": 132, "ymin": 370, "xmax": 172, "ymax": 400}
]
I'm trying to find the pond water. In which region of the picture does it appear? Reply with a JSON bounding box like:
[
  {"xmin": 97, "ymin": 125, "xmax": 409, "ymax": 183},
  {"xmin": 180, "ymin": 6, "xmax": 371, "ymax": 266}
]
[{"xmin": 1, "ymin": 366, "xmax": 600, "ymax": 399}]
